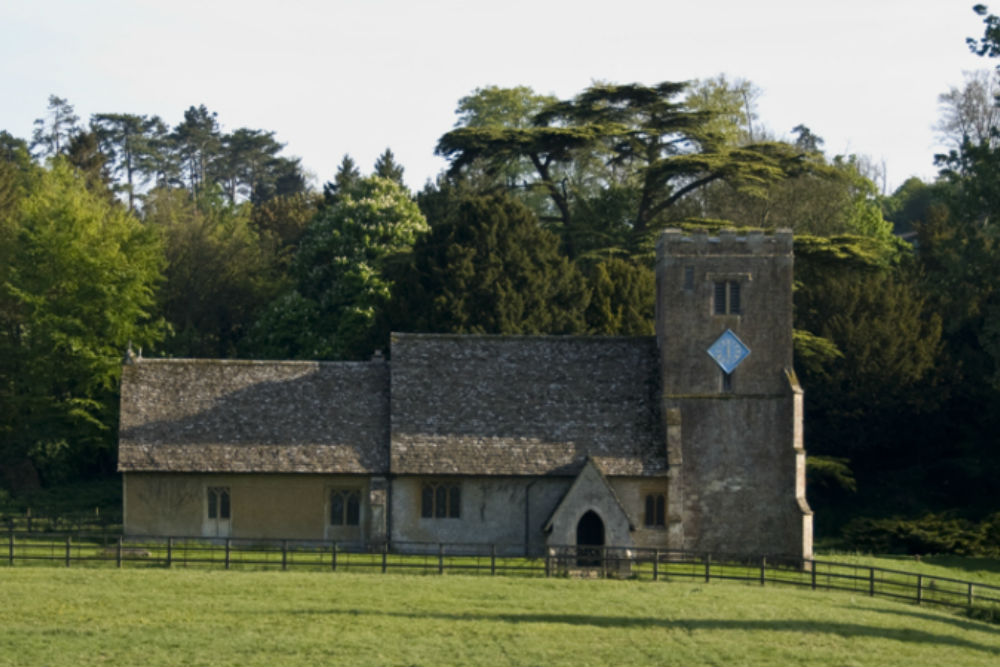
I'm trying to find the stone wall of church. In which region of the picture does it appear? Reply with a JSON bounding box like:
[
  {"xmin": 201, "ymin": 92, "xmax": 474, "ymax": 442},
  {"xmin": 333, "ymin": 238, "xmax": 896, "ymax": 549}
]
[
  {"xmin": 389, "ymin": 476, "xmax": 569, "ymax": 554},
  {"xmin": 388, "ymin": 474, "xmax": 676, "ymax": 554},
  {"xmin": 656, "ymin": 228, "xmax": 812, "ymax": 559},
  {"xmin": 123, "ymin": 472, "xmax": 376, "ymax": 543}
]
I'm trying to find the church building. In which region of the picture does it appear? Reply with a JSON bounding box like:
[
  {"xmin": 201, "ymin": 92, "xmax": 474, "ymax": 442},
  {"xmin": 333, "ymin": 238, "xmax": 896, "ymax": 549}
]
[{"xmin": 117, "ymin": 229, "xmax": 813, "ymax": 559}]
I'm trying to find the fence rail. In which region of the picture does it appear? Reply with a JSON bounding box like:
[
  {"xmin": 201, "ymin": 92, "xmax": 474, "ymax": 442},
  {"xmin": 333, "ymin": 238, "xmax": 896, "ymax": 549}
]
[{"xmin": 4, "ymin": 530, "xmax": 999, "ymax": 614}]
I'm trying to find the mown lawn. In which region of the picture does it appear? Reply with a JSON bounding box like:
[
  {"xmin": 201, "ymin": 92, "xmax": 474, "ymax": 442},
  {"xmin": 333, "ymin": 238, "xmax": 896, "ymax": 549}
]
[
  {"xmin": 817, "ymin": 551, "xmax": 1000, "ymax": 587},
  {"xmin": 1, "ymin": 567, "xmax": 998, "ymax": 666}
]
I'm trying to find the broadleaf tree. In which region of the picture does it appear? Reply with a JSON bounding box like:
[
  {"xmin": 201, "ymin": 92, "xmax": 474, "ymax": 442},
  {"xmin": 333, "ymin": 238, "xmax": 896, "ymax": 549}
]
[
  {"xmin": 248, "ymin": 176, "xmax": 428, "ymax": 360},
  {"xmin": 0, "ymin": 159, "xmax": 164, "ymax": 484}
]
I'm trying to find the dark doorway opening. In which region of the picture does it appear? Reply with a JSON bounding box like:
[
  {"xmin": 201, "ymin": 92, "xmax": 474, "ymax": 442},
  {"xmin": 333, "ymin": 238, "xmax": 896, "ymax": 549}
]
[{"xmin": 576, "ymin": 510, "xmax": 604, "ymax": 567}]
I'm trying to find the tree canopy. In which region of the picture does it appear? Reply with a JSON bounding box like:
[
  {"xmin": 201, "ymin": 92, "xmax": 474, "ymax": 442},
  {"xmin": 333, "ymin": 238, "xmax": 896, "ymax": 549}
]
[
  {"xmin": 0, "ymin": 159, "xmax": 163, "ymax": 483},
  {"xmin": 248, "ymin": 176, "xmax": 428, "ymax": 360}
]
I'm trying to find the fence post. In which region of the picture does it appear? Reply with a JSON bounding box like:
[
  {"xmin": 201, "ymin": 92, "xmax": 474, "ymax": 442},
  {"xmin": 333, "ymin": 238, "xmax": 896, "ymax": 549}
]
[
  {"xmin": 281, "ymin": 540, "xmax": 288, "ymax": 571},
  {"xmin": 116, "ymin": 535, "xmax": 123, "ymax": 568},
  {"xmin": 65, "ymin": 534, "xmax": 71, "ymax": 567},
  {"xmin": 968, "ymin": 582, "xmax": 974, "ymax": 607},
  {"xmin": 653, "ymin": 549, "xmax": 659, "ymax": 582},
  {"xmin": 225, "ymin": 538, "xmax": 231, "ymax": 570},
  {"xmin": 811, "ymin": 562, "xmax": 816, "ymax": 590},
  {"xmin": 438, "ymin": 543, "xmax": 444, "ymax": 575},
  {"xmin": 7, "ymin": 527, "xmax": 13, "ymax": 566},
  {"xmin": 545, "ymin": 548, "xmax": 551, "ymax": 578},
  {"xmin": 167, "ymin": 537, "xmax": 173, "ymax": 568},
  {"xmin": 490, "ymin": 544, "xmax": 496, "ymax": 576},
  {"xmin": 916, "ymin": 575, "xmax": 923, "ymax": 605},
  {"xmin": 704, "ymin": 554, "xmax": 711, "ymax": 583},
  {"xmin": 25, "ymin": 508, "xmax": 31, "ymax": 533},
  {"xmin": 381, "ymin": 541, "xmax": 388, "ymax": 574},
  {"xmin": 869, "ymin": 568, "xmax": 875, "ymax": 597},
  {"xmin": 331, "ymin": 542, "xmax": 337, "ymax": 571},
  {"xmin": 760, "ymin": 556, "xmax": 766, "ymax": 586}
]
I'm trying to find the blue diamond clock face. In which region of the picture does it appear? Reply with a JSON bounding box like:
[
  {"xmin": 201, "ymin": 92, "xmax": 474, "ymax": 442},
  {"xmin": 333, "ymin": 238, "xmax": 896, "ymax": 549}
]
[{"xmin": 707, "ymin": 329, "xmax": 750, "ymax": 374}]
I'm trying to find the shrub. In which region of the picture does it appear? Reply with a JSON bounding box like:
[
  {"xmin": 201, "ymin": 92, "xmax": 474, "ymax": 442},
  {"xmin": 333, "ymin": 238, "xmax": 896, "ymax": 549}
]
[{"xmin": 842, "ymin": 513, "xmax": 1000, "ymax": 556}]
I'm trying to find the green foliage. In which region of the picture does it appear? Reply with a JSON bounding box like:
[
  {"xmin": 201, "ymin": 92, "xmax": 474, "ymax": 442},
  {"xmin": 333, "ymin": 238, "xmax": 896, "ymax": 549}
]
[
  {"xmin": 373, "ymin": 148, "xmax": 405, "ymax": 185},
  {"xmin": 582, "ymin": 258, "xmax": 654, "ymax": 335},
  {"xmin": 215, "ymin": 127, "xmax": 286, "ymax": 203},
  {"xmin": 807, "ymin": 456, "xmax": 857, "ymax": 494},
  {"xmin": 438, "ymin": 81, "xmax": 806, "ymax": 258},
  {"xmin": 170, "ymin": 104, "xmax": 221, "ymax": 194},
  {"xmin": 684, "ymin": 75, "xmax": 759, "ymax": 145},
  {"xmin": 1, "ymin": 477, "xmax": 122, "ymax": 514},
  {"xmin": 792, "ymin": 329, "xmax": 843, "ymax": 380},
  {"xmin": 391, "ymin": 193, "xmax": 589, "ymax": 334},
  {"xmin": 454, "ymin": 85, "xmax": 558, "ymax": 129},
  {"xmin": 30, "ymin": 95, "xmax": 80, "ymax": 158},
  {"xmin": 322, "ymin": 154, "xmax": 362, "ymax": 207},
  {"xmin": 249, "ymin": 191, "xmax": 322, "ymax": 256},
  {"xmin": 0, "ymin": 160, "xmax": 163, "ymax": 482},
  {"xmin": 796, "ymin": 272, "xmax": 941, "ymax": 406},
  {"xmin": 842, "ymin": 513, "xmax": 1000, "ymax": 557},
  {"xmin": 881, "ymin": 177, "xmax": 950, "ymax": 236},
  {"xmin": 701, "ymin": 154, "xmax": 894, "ymax": 239},
  {"xmin": 90, "ymin": 113, "xmax": 165, "ymax": 211},
  {"xmin": 791, "ymin": 233, "xmax": 944, "ymax": 529},
  {"xmin": 249, "ymin": 176, "xmax": 428, "ymax": 360},
  {"xmin": 64, "ymin": 131, "xmax": 114, "ymax": 199},
  {"xmin": 143, "ymin": 186, "xmax": 281, "ymax": 358}
]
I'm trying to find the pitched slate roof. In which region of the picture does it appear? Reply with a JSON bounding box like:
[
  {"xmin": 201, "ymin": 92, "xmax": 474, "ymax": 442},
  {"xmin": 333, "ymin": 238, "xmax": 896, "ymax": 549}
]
[
  {"xmin": 389, "ymin": 334, "xmax": 665, "ymax": 477},
  {"xmin": 118, "ymin": 359, "xmax": 389, "ymax": 474},
  {"xmin": 118, "ymin": 335, "xmax": 666, "ymax": 478}
]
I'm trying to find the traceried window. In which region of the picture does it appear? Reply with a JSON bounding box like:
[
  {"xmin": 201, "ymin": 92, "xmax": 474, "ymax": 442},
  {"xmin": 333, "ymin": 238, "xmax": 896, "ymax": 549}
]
[
  {"xmin": 421, "ymin": 482, "xmax": 461, "ymax": 519},
  {"xmin": 644, "ymin": 493, "xmax": 665, "ymax": 528},
  {"xmin": 714, "ymin": 281, "xmax": 741, "ymax": 315},
  {"xmin": 207, "ymin": 487, "xmax": 230, "ymax": 520},
  {"xmin": 330, "ymin": 489, "xmax": 361, "ymax": 526}
]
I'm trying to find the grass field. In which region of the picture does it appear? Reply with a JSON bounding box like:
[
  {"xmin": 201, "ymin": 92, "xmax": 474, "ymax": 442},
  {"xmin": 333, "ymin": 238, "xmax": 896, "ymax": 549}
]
[
  {"xmin": 818, "ymin": 552, "xmax": 1000, "ymax": 587},
  {"xmin": 1, "ymin": 567, "xmax": 999, "ymax": 666}
]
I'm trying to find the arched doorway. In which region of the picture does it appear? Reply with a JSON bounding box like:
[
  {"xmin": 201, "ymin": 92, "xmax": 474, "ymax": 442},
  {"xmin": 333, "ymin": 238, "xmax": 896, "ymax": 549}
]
[{"xmin": 576, "ymin": 510, "xmax": 604, "ymax": 567}]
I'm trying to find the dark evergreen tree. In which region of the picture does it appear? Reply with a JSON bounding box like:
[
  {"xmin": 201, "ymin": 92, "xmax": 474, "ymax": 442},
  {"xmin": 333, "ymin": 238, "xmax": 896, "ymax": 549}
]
[
  {"xmin": 64, "ymin": 131, "xmax": 114, "ymax": 199},
  {"xmin": 582, "ymin": 257, "xmax": 654, "ymax": 335},
  {"xmin": 322, "ymin": 154, "xmax": 362, "ymax": 206},
  {"xmin": 170, "ymin": 105, "xmax": 221, "ymax": 195},
  {"xmin": 374, "ymin": 148, "xmax": 405, "ymax": 185},
  {"xmin": 391, "ymin": 193, "xmax": 590, "ymax": 334}
]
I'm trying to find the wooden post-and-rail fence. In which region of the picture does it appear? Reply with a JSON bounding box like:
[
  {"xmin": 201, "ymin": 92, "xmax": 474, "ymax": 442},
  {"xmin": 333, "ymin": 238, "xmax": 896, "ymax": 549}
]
[{"xmin": 4, "ymin": 529, "xmax": 999, "ymax": 617}]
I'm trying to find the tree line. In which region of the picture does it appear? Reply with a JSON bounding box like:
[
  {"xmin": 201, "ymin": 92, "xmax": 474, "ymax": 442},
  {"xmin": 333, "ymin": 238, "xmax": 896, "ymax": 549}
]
[{"xmin": 2, "ymin": 6, "xmax": 1000, "ymax": 550}]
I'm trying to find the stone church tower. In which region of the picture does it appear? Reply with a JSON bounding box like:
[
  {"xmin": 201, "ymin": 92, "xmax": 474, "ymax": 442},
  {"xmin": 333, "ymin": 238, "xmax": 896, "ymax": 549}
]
[{"xmin": 656, "ymin": 229, "xmax": 813, "ymax": 558}]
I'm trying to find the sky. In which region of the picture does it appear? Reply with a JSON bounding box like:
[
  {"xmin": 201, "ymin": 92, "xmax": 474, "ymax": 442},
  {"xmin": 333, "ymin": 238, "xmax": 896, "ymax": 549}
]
[{"xmin": 0, "ymin": 0, "xmax": 991, "ymax": 194}]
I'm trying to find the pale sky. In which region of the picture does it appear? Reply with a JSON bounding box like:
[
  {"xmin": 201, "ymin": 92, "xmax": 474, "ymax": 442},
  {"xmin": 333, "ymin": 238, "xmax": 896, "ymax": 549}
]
[{"xmin": 0, "ymin": 0, "xmax": 990, "ymax": 193}]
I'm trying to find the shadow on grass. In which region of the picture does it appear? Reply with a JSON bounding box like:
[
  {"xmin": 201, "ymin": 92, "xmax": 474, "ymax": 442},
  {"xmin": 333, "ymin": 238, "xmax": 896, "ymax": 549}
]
[
  {"xmin": 874, "ymin": 554, "xmax": 1000, "ymax": 576},
  {"xmin": 855, "ymin": 603, "xmax": 1000, "ymax": 633},
  {"xmin": 278, "ymin": 606, "xmax": 1000, "ymax": 654}
]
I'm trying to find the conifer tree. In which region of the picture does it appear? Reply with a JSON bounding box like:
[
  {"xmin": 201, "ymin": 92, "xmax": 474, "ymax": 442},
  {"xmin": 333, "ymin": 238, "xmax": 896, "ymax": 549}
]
[
  {"xmin": 374, "ymin": 148, "xmax": 405, "ymax": 185},
  {"xmin": 391, "ymin": 193, "xmax": 589, "ymax": 334}
]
